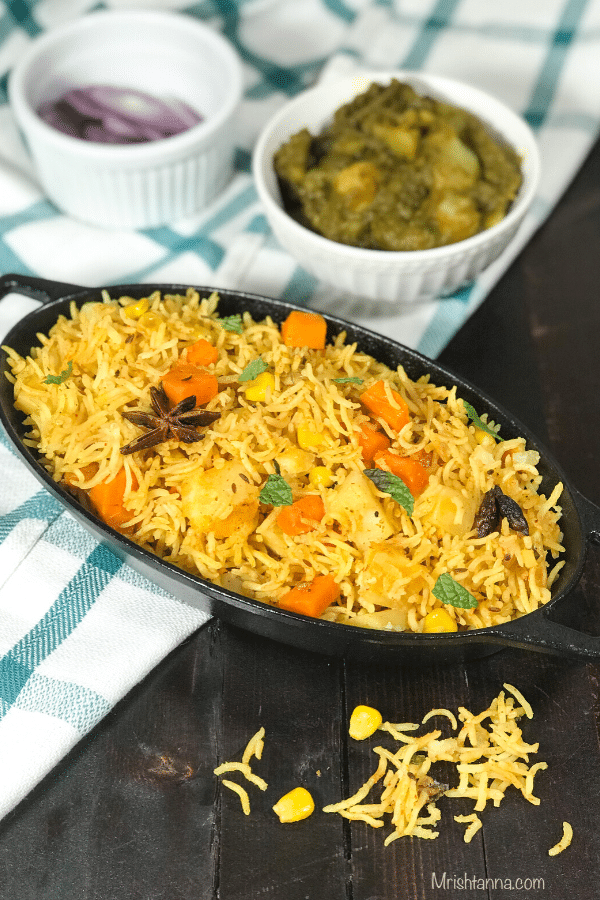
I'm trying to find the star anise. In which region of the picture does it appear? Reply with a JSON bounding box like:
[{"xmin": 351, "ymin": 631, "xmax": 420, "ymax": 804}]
[{"xmin": 120, "ymin": 384, "xmax": 220, "ymax": 455}]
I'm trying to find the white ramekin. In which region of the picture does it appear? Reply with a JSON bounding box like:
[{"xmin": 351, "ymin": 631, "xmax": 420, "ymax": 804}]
[
  {"xmin": 252, "ymin": 71, "xmax": 540, "ymax": 304},
  {"xmin": 9, "ymin": 10, "xmax": 244, "ymax": 230}
]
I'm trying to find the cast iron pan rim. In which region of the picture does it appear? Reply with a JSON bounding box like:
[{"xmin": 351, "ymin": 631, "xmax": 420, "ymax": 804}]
[{"xmin": 0, "ymin": 277, "xmax": 588, "ymax": 651}]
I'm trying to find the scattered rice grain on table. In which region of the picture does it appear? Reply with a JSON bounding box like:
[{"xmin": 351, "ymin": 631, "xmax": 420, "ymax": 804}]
[
  {"xmin": 548, "ymin": 821, "xmax": 573, "ymax": 856},
  {"xmin": 324, "ymin": 684, "xmax": 554, "ymax": 845},
  {"xmin": 214, "ymin": 726, "xmax": 268, "ymax": 815}
]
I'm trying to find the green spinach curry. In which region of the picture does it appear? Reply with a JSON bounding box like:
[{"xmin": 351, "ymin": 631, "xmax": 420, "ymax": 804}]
[{"xmin": 274, "ymin": 80, "xmax": 522, "ymax": 251}]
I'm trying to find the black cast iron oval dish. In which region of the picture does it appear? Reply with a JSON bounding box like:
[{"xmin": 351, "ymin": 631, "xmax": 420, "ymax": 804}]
[{"xmin": 1, "ymin": 273, "xmax": 599, "ymax": 666}]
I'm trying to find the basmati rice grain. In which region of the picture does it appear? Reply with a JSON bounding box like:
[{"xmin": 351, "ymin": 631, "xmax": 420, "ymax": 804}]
[
  {"xmin": 222, "ymin": 779, "xmax": 251, "ymax": 815},
  {"xmin": 548, "ymin": 821, "xmax": 573, "ymax": 856},
  {"xmin": 454, "ymin": 813, "xmax": 483, "ymax": 842},
  {"xmin": 242, "ymin": 726, "xmax": 266, "ymax": 765},
  {"xmin": 421, "ymin": 708, "xmax": 458, "ymax": 730},
  {"xmin": 503, "ymin": 683, "xmax": 534, "ymax": 718},
  {"xmin": 212, "ymin": 760, "xmax": 267, "ymax": 791}
]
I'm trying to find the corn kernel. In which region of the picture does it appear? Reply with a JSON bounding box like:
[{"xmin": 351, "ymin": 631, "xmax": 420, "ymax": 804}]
[
  {"xmin": 123, "ymin": 297, "xmax": 149, "ymax": 319},
  {"xmin": 244, "ymin": 371, "xmax": 275, "ymax": 402},
  {"xmin": 474, "ymin": 428, "xmax": 496, "ymax": 447},
  {"xmin": 297, "ymin": 424, "xmax": 326, "ymax": 450},
  {"xmin": 349, "ymin": 705, "xmax": 383, "ymax": 740},
  {"xmin": 309, "ymin": 466, "xmax": 333, "ymax": 489},
  {"xmin": 138, "ymin": 310, "xmax": 163, "ymax": 330},
  {"xmin": 423, "ymin": 608, "xmax": 458, "ymax": 633},
  {"xmin": 272, "ymin": 786, "xmax": 314, "ymax": 823}
]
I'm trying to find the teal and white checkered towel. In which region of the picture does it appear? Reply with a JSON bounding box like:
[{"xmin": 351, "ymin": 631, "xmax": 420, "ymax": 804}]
[
  {"xmin": 0, "ymin": 428, "xmax": 208, "ymax": 821},
  {"xmin": 1, "ymin": 0, "xmax": 600, "ymax": 820}
]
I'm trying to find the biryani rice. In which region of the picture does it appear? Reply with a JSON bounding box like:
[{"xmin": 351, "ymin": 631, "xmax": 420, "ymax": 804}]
[{"xmin": 4, "ymin": 287, "xmax": 564, "ymax": 632}]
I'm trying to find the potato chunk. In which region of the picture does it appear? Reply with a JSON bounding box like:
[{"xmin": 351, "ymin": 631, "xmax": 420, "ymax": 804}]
[
  {"xmin": 358, "ymin": 540, "xmax": 426, "ymax": 625},
  {"xmin": 434, "ymin": 193, "xmax": 480, "ymax": 244},
  {"xmin": 326, "ymin": 469, "xmax": 394, "ymax": 551},
  {"xmin": 182, "ymin": 461, "xmax": 259, "ymax": 540},
  {"xmin": 429, "ymin": 128, "xmax": 481, "ymax": 192},
  {"xmin": 277, "ymin": 446, "xmax": 314, "ymax": 477},
  {"xmin": 333, "ymin": 162, "xmax": 380, "ymax": 211},
  {"xmin": 372, "ymin": 123, "xmax": 420, "ymax": 160},
  {"xmin": 417, "ymin": 483, "xmax": 478, "ymax": 537}
]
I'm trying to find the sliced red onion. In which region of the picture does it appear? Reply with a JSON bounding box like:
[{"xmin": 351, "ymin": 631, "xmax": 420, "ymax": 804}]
[{"xmin": 38, "ymin": 85, "xmax": 203, "ymax": 144}]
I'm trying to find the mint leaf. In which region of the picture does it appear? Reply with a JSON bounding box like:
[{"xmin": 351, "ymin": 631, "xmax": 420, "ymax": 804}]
[
  {"xmin": 364, "ymin": 468, "xmax": 414, "ymax": 516},
  {"xmin": 220, "ymin": 314, "xmax": 243, "ymax": 334},
  {"xmin": 239, "ymin": 357, "xmax": 268, "ymax": 382},
  {"xmin": 463, "ymin": 401, "xmax": 502, "ymax": 442},
  {"xmin": 333, "ymin": 376, "xmax": 363, "ymax": 384},
  {"xmin": 260, "ymin": 473, "xmax": 293, "ymax": 507},
  {"xmin": 44, "ymin": 360, "xmax": 73, "ymax": 385},
  {"xmin": 432, "ymin": 574, "xmax": 478, "ymax": 609}
]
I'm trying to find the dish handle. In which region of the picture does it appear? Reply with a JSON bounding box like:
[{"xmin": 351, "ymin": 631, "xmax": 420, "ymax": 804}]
[
  {"xmin": 574, "ymin": 487, "xmax": 600, "ymax": 546},
  {"xmin": 484, "ymin": 489, "xmax": 600, "ymax": 660},
  {"xmin": 0, "ymin": 273, "xmax": 83, "ymax": 305},
  {"xmin": 485, "ymin": 613, "xmax": 600, "ymax": 661}
]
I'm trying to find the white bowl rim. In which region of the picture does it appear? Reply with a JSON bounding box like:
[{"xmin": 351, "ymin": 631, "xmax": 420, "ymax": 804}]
[
  {"xmin": 8, "ymin": 8, "xmax": 244, "ymax": 162},
  {"xmin": 252, "ymin": 69, "xmax": 540, "ymax": 263}
]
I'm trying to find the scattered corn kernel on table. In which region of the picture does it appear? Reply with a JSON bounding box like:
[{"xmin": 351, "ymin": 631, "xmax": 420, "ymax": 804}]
[{"xmin": 2, "ymin": 126, "xmax": 600, "ymax": 900}]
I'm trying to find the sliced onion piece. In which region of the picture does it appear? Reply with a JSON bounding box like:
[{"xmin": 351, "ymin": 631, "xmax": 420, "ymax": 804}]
[{"xmin": 37, "ymin": 85, "xmax": 203, "ymax": 144}]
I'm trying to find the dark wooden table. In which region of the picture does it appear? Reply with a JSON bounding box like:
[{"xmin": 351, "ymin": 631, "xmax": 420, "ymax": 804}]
[{"xmin": 1, "ymin": 134, "xmax": 600, "ymax": 900}]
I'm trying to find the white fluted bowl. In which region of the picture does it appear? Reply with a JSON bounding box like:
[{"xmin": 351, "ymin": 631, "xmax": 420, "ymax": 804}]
[
  {"xmin": 252, "ymin": 71, "xmax": 539, "ymax": 304},
  {"xmin": 9, "ymin": 10, "xmax": 243, "ymax": 230}
]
